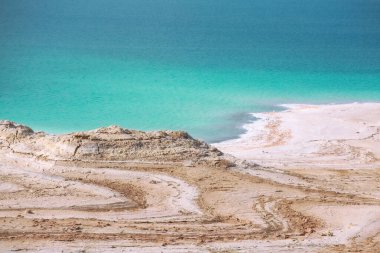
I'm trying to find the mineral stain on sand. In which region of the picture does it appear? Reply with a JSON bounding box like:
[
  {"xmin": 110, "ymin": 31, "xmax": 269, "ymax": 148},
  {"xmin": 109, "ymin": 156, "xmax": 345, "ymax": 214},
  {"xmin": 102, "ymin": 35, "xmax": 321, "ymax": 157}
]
[
  {"xmin": 1, "ymin": 103, "xmax": 380, "ymax": 252},
  {"xmin": 1, "ymin": 1, "xmax": 380, "ymax": 251}
]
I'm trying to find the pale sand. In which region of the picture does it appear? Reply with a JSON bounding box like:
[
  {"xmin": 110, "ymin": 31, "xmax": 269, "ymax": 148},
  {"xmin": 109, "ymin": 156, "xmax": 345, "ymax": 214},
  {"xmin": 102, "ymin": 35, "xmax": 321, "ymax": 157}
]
[
  {"xmin": 214, "ymin": 103, "xmax": 380, "ymax": 169},
  {"xmin": 0, "ymin": 103, "xmax": 379, "ymax": 252}
]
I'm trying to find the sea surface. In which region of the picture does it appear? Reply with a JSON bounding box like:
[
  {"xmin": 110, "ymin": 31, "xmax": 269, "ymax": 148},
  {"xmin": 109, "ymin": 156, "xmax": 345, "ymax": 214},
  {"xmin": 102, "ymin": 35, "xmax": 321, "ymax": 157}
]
[{"xmin": 1, "ymin": 0, "xmax": 380, "ymax": 142}]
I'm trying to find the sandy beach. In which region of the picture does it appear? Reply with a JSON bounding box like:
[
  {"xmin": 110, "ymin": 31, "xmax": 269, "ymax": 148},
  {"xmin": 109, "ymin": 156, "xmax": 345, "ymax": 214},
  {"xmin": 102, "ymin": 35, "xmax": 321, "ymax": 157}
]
[
  {"xmin": 0, "ymin": 103, "xmax": 379, "ymax": 252},
  {"xmin": 215, "ymin": 103, "xmax": 380, "ymax": 169}
]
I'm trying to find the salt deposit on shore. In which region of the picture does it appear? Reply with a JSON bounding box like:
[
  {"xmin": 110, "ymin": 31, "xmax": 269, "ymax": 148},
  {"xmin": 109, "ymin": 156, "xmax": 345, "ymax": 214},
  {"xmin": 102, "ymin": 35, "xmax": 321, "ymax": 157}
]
[
  {"xmin": 215, "ymin": 103, "xmax": 380, "ymax": 169},
  {"xmin": 0, "ymin": 103, "xmax": 379, "ymax": 252}
]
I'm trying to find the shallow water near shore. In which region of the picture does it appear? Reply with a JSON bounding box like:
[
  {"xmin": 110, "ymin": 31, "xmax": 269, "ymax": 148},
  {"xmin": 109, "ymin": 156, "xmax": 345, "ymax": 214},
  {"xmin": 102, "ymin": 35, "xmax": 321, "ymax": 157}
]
[{"xmin": 1, "ymin": 0, "xmax": 380, "ymax": 142}]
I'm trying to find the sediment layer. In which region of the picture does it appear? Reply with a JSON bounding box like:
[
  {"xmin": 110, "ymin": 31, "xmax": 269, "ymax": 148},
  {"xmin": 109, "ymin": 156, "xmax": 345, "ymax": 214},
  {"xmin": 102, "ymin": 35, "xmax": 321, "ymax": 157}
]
[{"xmin": 0, "ymin": 103, "xmax": 379, "ymax": 252}]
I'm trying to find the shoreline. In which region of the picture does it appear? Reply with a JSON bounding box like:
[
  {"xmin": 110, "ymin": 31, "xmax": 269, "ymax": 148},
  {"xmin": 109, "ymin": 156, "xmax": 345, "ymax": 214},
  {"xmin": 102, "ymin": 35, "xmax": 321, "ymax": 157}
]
[
  {"xmin": 214, "ymin": 102, "xmax": 380, "ymax": 169},
  {"xmin": 2, "ymin": 102, "xmax": 380, "ymax": 169},
  {"xmin": 4, "ymin": 101, "xmax": 380, "ymax": 144},
  {"xmin": 0, "ymin": 102, "xmax": 380, "ymax": 252}
]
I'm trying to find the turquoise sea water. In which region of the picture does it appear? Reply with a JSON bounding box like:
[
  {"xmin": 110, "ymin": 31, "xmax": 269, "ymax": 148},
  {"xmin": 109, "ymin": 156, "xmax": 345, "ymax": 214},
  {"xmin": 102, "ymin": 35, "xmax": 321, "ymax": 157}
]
[{"xmin": 1, "ymin": 0, "xmax": 380, "ymax": 142}]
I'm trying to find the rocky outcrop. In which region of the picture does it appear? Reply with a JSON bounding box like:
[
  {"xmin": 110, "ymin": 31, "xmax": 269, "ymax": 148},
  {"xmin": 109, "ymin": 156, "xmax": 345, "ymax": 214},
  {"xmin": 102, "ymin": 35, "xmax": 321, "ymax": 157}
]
[
  {"xmin": 0, "ymin": 120, "xmax": 34, "ymax": 147},
  {"xmin": 0, "ymin": 120, "xmax": 233, "ymax": 167}
]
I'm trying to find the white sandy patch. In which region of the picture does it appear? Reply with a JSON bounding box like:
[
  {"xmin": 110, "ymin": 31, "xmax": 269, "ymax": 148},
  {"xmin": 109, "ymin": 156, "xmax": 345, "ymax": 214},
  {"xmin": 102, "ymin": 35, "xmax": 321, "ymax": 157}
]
[
  {"xmin": 214, "ymin": 103, "xmax": 380, "ymax": 169},
  {"xmin": 0, "ymin": 182, "xmax": 23, "ymax": 192}
]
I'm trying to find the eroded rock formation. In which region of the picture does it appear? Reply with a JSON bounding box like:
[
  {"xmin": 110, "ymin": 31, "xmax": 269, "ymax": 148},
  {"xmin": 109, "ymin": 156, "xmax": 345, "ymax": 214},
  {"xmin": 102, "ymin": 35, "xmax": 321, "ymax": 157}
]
[{"xmin": 0, "ymin": 120, "xmax": 232, "ymax": 167}]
